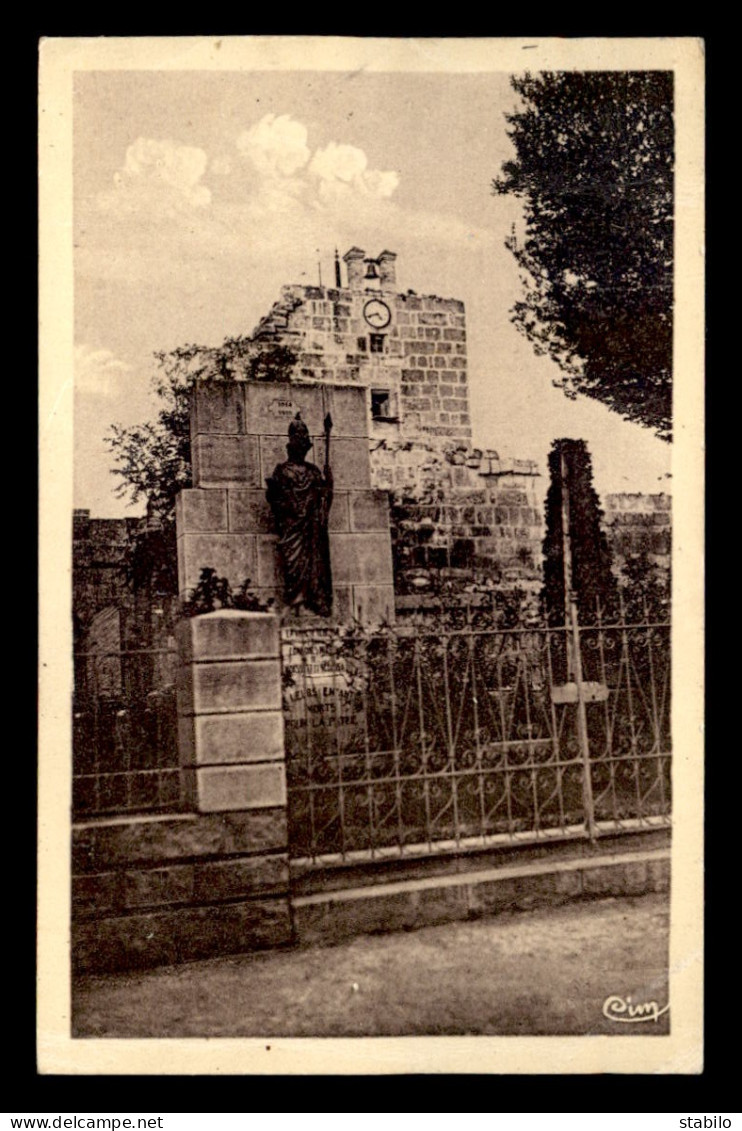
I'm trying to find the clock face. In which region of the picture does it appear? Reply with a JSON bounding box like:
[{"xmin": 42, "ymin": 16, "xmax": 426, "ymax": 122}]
[{"xmin": 363, "ymin": 299, "xmax": 392, "ymax": 329}]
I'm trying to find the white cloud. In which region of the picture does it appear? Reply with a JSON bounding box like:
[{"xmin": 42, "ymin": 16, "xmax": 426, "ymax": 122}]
[
  {"xmin": 237, "ymin": 114, "xmax": 311, "ymax": 178},
  {"xmin": 309, "ymin": 141, "xmax": 368, "ymax": 183},
  {"xmin": 98, "ymin": 137, "xmax": 211, "ymax": 213},
  {"xmin": 75, "ymin": 344, "xmax": 132, "ymax": 401},
  {"xmin": 79, "ymin": 112, "xmax": 488, "ymax": 298},
  {"xmin": 362, "ymin": 169, "xmax": 400, "ymax": 199},
  {"xmin": 235, "ymin": 116, "xmax": 399, "ymax": 213},
  {"xmin": 309, "ymin": 140, "xmax": 399, "ymax": 204},
  {"xmin": 210, "ymin": 155, "xmax": 232, "ymax": 176}
]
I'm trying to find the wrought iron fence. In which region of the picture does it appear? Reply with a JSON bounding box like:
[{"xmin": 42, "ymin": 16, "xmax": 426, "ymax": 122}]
[
  {"xmin": 283, "ymin": 613, "xmax": 671, "ymax": 866},
  {"xmin": 73, "ymin": 647, "xmax": 182, "ymax": 816}
]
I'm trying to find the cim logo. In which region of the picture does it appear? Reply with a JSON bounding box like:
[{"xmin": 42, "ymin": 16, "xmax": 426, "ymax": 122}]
[{"xmin": 602, "ymin": 993, "xmax": 669, "ymax": 1024}]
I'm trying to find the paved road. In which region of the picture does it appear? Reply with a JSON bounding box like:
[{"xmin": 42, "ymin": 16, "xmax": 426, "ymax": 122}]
[{"xmin": 72, "ymin": 892, "xmax": 669, "ymax": 1038}]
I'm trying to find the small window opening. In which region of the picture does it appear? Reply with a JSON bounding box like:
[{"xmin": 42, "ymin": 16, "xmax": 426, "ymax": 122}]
[
  {"xmin": 371, "ymin": 389, "xmax": 397, "ymax": 421},
  {"xmin": 369, "ymin": 333, "xmax": 386, "ymax": 354}
]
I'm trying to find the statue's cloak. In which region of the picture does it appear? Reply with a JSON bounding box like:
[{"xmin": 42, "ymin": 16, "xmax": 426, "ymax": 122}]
[{"xmin": 266, "ymin": 459, "xmax": 333, "ymax": 617}]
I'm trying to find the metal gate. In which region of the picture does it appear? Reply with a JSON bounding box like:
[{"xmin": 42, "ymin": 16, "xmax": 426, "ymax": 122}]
[{"xmin": 283, "ymin": 612, "xmax": 671, "ymax": 866}]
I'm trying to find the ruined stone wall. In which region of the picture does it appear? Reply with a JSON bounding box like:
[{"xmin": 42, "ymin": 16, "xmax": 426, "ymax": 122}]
[
  {"xmin": 377, "ymin": 444, "xmax": 544, "ymax": 594},
  {"xmin": 249, "ymin": 282, "xmax": 471, "ymax": 448},
  {"xmin": 72, "ymin": 511, "xmax": 141, "ymax": 635},
  {"xmin": 602, "ymin": 493, "xmax": 672, "ymax": 571}
]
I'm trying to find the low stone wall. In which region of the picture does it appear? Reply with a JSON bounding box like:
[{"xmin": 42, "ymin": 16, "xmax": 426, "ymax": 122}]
[
  {"xmin": 72, "ymin": 809, "xmax": 291, "ymax": 973},
  {"xmin": 293, "ymin": 843, "xmax": 670, "ymax": 948}
]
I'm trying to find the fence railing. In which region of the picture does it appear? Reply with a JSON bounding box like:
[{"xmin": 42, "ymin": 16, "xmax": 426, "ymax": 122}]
[
  {"xmin": 283, "ymin": 615, "xmax": 671, "ymax": 866},
  {"xmin": 72, "ymin": 613, "xmax": 671, "ymax": 846},
  {"xmin": 73, "ymin": 647, "xmax": 182, "ymax": 816}
]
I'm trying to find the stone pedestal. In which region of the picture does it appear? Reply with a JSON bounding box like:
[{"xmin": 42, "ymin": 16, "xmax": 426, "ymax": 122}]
[{"xmin": 175, "ymin": 380, "xmax": 395, "ymax": 626}]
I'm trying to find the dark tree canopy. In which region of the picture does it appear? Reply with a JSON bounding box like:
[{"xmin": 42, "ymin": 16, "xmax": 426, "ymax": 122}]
[
  {"xmin": 542, "ymin": 438, "xmax": 618, "ymax": 628},
  {"xmin": 494, "ymin": 71, "xmax": 674, "ymax": 440}
]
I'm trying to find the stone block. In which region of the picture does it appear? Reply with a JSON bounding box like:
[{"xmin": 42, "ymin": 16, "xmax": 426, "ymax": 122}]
[
  {"xmin": 73, "ymin": 910, "xmax": 179, "ymax": 973},
  {"xmin": 260, "ymin": 434, "xmax": 292, "ymax": 485},
  {"xmin": 413, "ymin": 883, "xmax": 469, "ymax": 925},
  {"xmin": 295, "ymin": 892, "xmax": 418, "ymax": 946},
  {"xmin": 552, "ymin": 869, "xmax": 583, "ymax": 899},
  {"xmin": 176, "ymin": 489, "xmax": 228, "ymax": 534},
  {"xmin": 244, "ymin": 382, "xmax": 325, "ymax": 436},
  {"xmin": 73, "ymin": 897, "xmax": 292, "ymax": 973},
  {"xmin": 349, "ymin": 489, "xmax": 390, "ymax": 532},
  {"xmin": 313, "ymin": 437, "xmax": 371, "ymax": 489},
  {"xmin": 178, "ymin": 710, "xmax": 285, "ymax": 766},
  {"xmin": 192, "ymin": 435, "xmax": 260, "ymax": 488},
  {"xmin": 177, "ymin": 532, "xmax": 257, "ymax": 594},
  {"xmin": 192, "ymin": 382, "xmax": 246, "ymax": 436},
  {"xmin": 330, "ymin": 533, "xmax": 394, "ymax": 585},
  {"xmin": 256, "ymin": 535, "xmax": 281, "ymax": 589},
  {"xmin": 193, "ymin": 855, "xmax": 289, "ymax": 901},
  {"xmin": 228, "ymin": 489, "xmax": 276, "ymax": 534},
  {"xmin": 328, "ymin": 491, "xmax": 350, "ymax": 532},
  {"xmin": 72, "ymin": 810, "xmax": 289, "ymax": 872},
  {"xmin": 72, "ymin": 872, "xmax": 123, "ymax": 919},
  {"xmin": 352, "ymin": 584, "xmax": 395, "ymax": 625},
  {"xmin": 178, "ymin": 658, "xmax": 282, "ymax": 715},
  {"xmin": 124, "ymin": 864, "xmax": 195, "ymax": 909},
  {"xmin": 296, "ymin": 883, "xmax": 471, "ymax": 946},
  {"xmin": 581, "ymin": 862, "xmax": 650, "ymax": 897},
  {"xmin": 189, "ymin": 763, "xmax": 287, "ymax": 813},
  {"xmin": 322, "ymin": 385, "xmax": 367, "ymax": 437},
  {"xmin": 179, "ymin": 898, "xmax": 293, "ymax": 963},
  {"xmin": 647, "ymin": 857, "xmax": 671, "ymax": 892},
  {"xmin": 465, "ymin": 875, "xmax": 535, "ymax": 915},
  {"xmin": 466, "ymin": 868, "xmax": 583, "ymax": 913},
  {"xmin": 333, "ymin": 585, "xmax": 353, "ymax": 622},
  {"xmin": 176, "ymin": 609, "xmax": 279, "ymax": 662}
]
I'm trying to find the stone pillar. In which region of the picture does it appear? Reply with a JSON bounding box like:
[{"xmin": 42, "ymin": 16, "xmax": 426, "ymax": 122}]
[
  {"xmin": 176, "ymin": 610, "xmax": 286, "ymax": 814},
  {"xmin": 342, "ymin": 246, "xmax": 366, "ymax": 289},
  {"xmin": 377, "ymin": 249, "xmax": 397, "ymax": 289}
]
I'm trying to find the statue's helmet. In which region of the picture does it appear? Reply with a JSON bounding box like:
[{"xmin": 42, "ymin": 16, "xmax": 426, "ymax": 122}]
[{"xmin": 288, "ymin": 413, "xmax": 312, "ymax": 453}]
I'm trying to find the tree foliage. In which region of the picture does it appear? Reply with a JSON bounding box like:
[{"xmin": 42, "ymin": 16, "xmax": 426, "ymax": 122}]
[
  {"xmin": 105, "ymin": 339, "xmax": 297, "ymax": 596},
  {"xmin": 618, "ymin": 550, "xmax": 671, "ymax": 623},
  {"xmin": 494, "ymin": 71, "xmax": 674, "ymax": 440},
  {"xmin": 542, "ymin": 438, "xmax": 618, "ymax": 627}
]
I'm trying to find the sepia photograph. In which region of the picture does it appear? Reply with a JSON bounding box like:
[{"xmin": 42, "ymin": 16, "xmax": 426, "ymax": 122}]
[{"xmin": 38, "ymin": 36, "xmax": 704, "ymax": 1074}]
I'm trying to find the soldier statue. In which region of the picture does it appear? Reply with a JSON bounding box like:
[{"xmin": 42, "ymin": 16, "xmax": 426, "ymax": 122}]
[{"xmin": 266, "ymin": 412, "xmax": 334, "ymax": 617}]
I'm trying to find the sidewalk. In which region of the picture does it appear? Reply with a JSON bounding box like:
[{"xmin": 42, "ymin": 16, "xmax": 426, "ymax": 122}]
[{"xmin": 72, "ymin": 892, "xmax": 669, "ymax": 1038}]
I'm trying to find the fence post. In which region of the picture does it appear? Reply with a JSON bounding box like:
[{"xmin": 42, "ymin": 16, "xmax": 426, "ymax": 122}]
[
  {"xmin": 175, "ymin": 608, "xmax": 292, "ymax": 945},
  {"xmin": 176, "ymin": 609, "xmax": 287, "ymax": 814},
  {"xmin": 560, "ymin": 448, "xmax": 598, "ymax": 841},
  {"xmin": 569, "ymin": 597, "xmax": 598, "ymax": 841}
]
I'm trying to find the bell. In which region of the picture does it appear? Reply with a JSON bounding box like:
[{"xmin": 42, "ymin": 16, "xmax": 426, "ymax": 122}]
[{"xmin": 364, "ymin": 259, "xmax": 380, "ymax": 280}]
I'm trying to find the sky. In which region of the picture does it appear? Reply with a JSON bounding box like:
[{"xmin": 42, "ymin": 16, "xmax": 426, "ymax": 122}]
[{"xmin": 73, "ymin": 67, "xmax": 672, "ymax": 518}]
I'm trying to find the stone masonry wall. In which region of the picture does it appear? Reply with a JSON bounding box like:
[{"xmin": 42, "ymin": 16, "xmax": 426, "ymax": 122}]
[
  {"xmin": 72, "ymin": 510, "xmax": 141, "ymax": 639},
  {"xmin": 378, "ymin": 444, "xmax": 544, "ymax": 592},
  {"xmin": 602, "ymin": 493, "xmax": 672, "ymax": 571},
  {"xmin": 72, "ymin": 808, "xmax": 291, "ymax": 973},
  {"xmin": 249, "ymin": 281, "xmax": 471, "ymax": 448}
]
